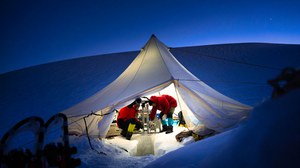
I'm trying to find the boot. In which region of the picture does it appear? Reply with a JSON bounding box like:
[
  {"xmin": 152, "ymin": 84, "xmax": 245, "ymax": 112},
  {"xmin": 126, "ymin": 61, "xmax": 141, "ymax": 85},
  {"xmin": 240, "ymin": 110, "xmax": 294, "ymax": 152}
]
[
  {"xmin": 126, "ymin": 123, "xmax": 136, "ymax": 140},
  {"xmin": 120, "ymin": 130, "xmax": 127, "ymax": 137},
  {"xmin": 161, "ymin": 125, "xmax": 168, "ymax": 132},
  {"xmin": 166, "ymin": 126, "xmax": 173, "ymax": 134},
  {"xmin": 126, "ymin": 132, "xmax": 133, "ymax": 140}
]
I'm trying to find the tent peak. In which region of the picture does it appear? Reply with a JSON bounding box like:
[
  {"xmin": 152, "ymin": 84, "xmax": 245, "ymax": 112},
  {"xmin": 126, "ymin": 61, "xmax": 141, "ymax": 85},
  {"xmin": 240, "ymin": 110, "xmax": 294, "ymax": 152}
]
[{"xmin": 141, "ymin": 34, "xmax": 159, "ymax": 50}]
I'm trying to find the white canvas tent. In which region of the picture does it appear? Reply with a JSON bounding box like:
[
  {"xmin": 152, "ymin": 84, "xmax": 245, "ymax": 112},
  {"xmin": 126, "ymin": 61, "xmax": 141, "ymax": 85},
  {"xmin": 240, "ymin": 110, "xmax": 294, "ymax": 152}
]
[{"xmin": 62, "ymin": 35, "xmax": 252, "ymax": 138}]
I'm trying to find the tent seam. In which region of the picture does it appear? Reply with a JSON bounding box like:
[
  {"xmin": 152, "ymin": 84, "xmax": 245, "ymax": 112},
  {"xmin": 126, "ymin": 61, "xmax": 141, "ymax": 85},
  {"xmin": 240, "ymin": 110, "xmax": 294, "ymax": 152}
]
[
  {"xmin": 154, "ymin": 37, "xmax": 174, "ymax": 81},
  {"xmin": 110, "ymin": 45, "xmax": 149, "ymax": 104}
]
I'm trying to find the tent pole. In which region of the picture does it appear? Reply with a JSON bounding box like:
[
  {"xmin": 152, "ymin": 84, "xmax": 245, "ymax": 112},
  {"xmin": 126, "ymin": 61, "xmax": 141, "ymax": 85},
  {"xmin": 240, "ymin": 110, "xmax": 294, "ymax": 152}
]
[
  {"xmin": 146, "ymin": 104, "xmax": 150, "ymax": 134},
  {"xmin": 174, "ymin": 81, "xmax": 183, "ymax": 113}
]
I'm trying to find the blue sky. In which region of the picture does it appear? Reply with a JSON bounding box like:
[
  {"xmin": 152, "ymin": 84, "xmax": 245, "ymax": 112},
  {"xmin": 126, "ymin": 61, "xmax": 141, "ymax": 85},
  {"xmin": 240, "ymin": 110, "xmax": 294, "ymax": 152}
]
[{"xmin": 1, "ymin": 0, "xmax": 300, "ymax": 74}]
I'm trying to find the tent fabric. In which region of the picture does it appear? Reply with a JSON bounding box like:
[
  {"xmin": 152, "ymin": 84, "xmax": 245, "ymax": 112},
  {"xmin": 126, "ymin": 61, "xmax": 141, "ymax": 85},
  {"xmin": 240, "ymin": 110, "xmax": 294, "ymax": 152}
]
[{"xmin": 62, "ymin": 35, "xmax": 252, "ymax": 138}]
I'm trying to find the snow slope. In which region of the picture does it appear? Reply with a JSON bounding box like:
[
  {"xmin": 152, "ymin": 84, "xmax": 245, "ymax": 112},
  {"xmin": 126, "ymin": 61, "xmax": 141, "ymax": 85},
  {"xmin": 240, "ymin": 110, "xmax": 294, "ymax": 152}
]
[{"xmin": 1, "ymin": 43, "xmax": 300, "ymax": 167}]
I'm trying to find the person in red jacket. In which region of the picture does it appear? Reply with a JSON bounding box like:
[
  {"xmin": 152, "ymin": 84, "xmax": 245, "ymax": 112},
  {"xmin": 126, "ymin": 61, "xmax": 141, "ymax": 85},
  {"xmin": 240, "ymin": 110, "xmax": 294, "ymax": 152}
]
[
  {"xmin": 149, "ymin": 94, "xmax": 177, "ymax": 134},
  {"xmin": 117, "ymin": 98, "xmax": 143, "ymax": 140}
]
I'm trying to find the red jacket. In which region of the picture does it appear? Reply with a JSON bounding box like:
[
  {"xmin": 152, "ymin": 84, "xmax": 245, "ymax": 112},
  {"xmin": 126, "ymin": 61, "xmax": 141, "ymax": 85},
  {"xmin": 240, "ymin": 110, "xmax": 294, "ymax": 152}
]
[
  {"xmin": 117, "ymin": 105, "xmax": 139, "ymax": 123},
  {"xmin": 149, "ymin": 95, "xmax": 177, "ymax": 120},
  {"xmin": 163, "ymin": 94, "xmax": 177, "ymax": 107}
]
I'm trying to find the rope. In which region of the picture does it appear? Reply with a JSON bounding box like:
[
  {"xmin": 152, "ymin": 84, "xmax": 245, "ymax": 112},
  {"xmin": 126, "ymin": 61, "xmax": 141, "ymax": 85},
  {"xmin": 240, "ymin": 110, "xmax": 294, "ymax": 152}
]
[
  {"xmin": 66, "ymin": 111, "xmax": 115, "ymax": 155},
  {"xmin": 62, "ymin": 111, "xmax": 115, "ymax": 155},
  {"xmin": 176, "ymin": 78, "xmax": 268, "ymax": 85},
  {"xmin": 83, "ymin": 116, "xmax": 106, "ymax": 155},
  {"xmin": 174, "ymin": 48, "xmax": 282, "ymax": 71}
]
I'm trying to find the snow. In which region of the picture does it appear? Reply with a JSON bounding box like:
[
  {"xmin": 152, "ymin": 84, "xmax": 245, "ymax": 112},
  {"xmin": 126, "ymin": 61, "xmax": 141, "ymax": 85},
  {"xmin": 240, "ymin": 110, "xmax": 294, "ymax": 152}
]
[
  {"xmin": 69, "ymin": 136, "xmax": 155, "ymax": 168},
  {"xmin": 68, "ymin": 90, "xmax": 300, "ymax": 168},
  {"xmin": 68, "ymin": 126, "xmax": 190, "ymax": 167},
  {"xmin": 103, "ymin": 126, "xmax": 188, "ymax": 157},
  {"xmin": 1, "ymin": 43, "xmax": 300, "ymax": 167},
  {"xmin": 145, "ymin": 90, "xmax": 300, "ymax": 168}
]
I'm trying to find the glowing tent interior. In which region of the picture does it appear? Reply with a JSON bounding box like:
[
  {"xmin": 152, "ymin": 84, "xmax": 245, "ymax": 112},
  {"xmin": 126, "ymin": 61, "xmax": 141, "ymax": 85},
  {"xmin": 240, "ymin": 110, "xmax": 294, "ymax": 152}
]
[{"xmin": 62, "ymin": 35, "xmax": 252, "ymax": 138}]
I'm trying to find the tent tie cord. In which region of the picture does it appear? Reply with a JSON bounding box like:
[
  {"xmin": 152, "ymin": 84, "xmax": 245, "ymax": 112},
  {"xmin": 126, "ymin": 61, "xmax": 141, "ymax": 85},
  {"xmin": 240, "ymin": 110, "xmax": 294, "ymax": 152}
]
[
  {"xmin": 70, "ymin": 110, "xmax": 117, "ymax": 156},
  {"xmin": 176, "ymin": 78, "xmax": 268, "ymax": 85},
  {"xmin": 173, "ymin": 47, "xmax": 282, "ymax": 71},
  {"xmin": 83, "ymin": 116, "xmax": 106, "ymax": 155},
  {"xmin": 65, "ymin": 110, "xmax": 116, "ymax": 133},
  {"xmin": 68, "ymin": 109, "xmax": 114, "ymax": 119}
]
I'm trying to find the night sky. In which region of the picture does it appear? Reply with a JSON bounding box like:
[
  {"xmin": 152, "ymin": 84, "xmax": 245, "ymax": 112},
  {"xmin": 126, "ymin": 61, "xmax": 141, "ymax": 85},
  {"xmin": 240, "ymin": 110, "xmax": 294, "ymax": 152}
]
[{"xmin": 1, "ymin": 0, "xmax": 300, "ymax": 74}]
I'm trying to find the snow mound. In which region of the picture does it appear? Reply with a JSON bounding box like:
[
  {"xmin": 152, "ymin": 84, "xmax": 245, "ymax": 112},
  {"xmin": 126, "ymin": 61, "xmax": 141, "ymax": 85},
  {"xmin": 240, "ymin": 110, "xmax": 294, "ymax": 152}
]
[{"xmin": 145, "ymin": 90, "xmax": 300, "ymax": 168}]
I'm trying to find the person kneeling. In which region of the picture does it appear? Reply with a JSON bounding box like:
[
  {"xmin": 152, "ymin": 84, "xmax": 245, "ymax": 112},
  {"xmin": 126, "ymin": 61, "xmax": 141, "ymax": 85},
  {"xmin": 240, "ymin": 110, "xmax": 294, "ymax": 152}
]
[{"xmin": 117, "ymin": 98, "xmax": 143, "ymax": 140}]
